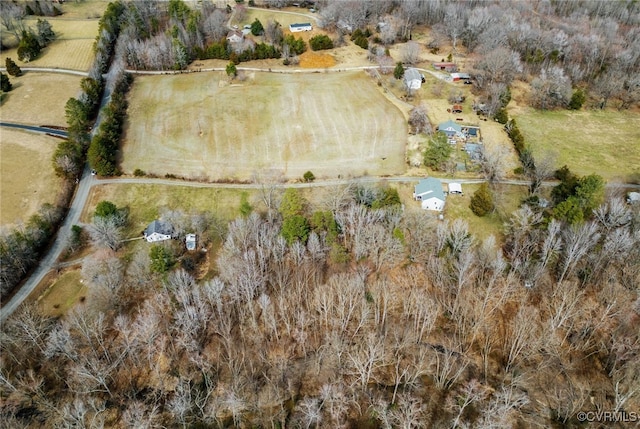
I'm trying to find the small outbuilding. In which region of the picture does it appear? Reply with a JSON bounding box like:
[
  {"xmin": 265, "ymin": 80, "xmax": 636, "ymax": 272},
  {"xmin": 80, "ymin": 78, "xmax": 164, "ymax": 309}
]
[
  {"xmin": 290, "ymin": 23, "xmax": 312, "ymax": 32},
  {"xmin": 404, "ymin": 68, "xmax": 422, "ymax": 90},
  {"xmin": 414, "ymin": 178, "xmax": 446, "ymax": 211},
  {"xmin": 451, "ymin": 72, "xmax": 471, "ymax": 82},
  {"xmin": 433, "ymin": 62, "xmax": 458, "ymax": 72},
  {"xmin": 449, "ymin": 183, "xmax": 463, "ymax": 195},
  {"xmin": 185, "ymin": 233, "xmax": 197, "ymax": 251},
  {"xmin": 627, "ymin": 192, "xmax": 640, "ymax": 204},
  {"xmin": 144, "ymin": 220, "xmax": 173, "ymax": 243}
]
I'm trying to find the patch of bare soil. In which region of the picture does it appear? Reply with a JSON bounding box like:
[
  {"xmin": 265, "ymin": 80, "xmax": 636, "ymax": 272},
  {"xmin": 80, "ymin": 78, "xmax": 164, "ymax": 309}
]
[{"xmin": 299, "ymin": 51, "xmax": 336, "ymax": 68}]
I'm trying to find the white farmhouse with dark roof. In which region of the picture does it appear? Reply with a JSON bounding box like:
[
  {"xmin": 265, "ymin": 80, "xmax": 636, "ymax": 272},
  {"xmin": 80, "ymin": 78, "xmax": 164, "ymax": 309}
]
[
  {"xmin": 144, "ymin": 220, "xmax": 173, "ymax": 243},
  {"xmin": 413, "ymin": 178, "xmax": 446, "ymax": 211}
]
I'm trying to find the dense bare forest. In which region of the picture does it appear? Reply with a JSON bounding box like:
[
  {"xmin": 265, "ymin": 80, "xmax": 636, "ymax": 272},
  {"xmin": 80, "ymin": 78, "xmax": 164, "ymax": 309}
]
[{"xmin": 2, "ymin": 182, "xmax": 639, "ymax": 427}]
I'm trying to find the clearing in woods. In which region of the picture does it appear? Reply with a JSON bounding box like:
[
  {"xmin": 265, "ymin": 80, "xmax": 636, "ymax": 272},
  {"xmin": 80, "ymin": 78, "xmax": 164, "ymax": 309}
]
[
  {"xmin": 514, "ymin": 109, "xmax": 640, "ymax": 182},
  {"xmin": 122, "ymin": 71, "xmax": 407, "ymax": 180},
  {"xmin": 0, "ymin": 129, "xmax": 63, "ymax": 226},
  {"xmin": 0, "ymin": 73, "xmax": 82, "ymax": 126}
]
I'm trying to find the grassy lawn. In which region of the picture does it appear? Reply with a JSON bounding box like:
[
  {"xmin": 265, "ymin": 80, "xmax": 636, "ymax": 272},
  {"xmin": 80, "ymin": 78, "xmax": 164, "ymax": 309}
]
[
  {"xmin": 82, "ymin": 184, "xmax": 259, "ymax": 237},
  {"xmin": 1, "ymin": 19, "xmax": 98, "ymax": 71},
  {"xmin": 122, "ymin": 71, "xmax": 407, "ymax": 180},
  {"xmin": 36, "ymin": 270, "xmax": 87, "ymax": 318},
  {"xmin": 233, "ymin": 8, "xmax": 318, "ymax": 30},
  {"xmin": 514, "ymin": 109, "xmax": 640, "ymax": 182},
  {"xmin": 0, "ymin": 73, "xmax": 81, "ymax": 126},
  {"xmin": 0, "ymin": 129, "xmax": 63, "ymax": 226}
]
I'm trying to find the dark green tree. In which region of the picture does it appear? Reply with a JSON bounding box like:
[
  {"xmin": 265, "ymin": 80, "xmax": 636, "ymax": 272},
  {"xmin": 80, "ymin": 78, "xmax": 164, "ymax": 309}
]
[
  {"xmin": 309, "ymin": 34, "xmax": 333, "ymax": 51},
  {"xmin": 150, "ymin": 245, "xmax": 175, "ymax": 274},
  {"xmin": 303, "ymin": 171, "xmax": 315, "ymax": 182},
  {"xmin": 310, "ymin": 210, "xmax": 339, "ymax": 244},
  {"xmin": 0, "ymin": 73, "xmax": 12, "ymax": 92},
  {"xmin": 470, "ymin": 183, "xmax": 494, "ymax": 217},
  {"xmin": 239, "ymin": 192, "xmax": 253, "ymax": 217},
  {"xmin": 283, "ymin": 34, "xmax": 306, "ymax": 55},
  {"xmin": 554, "ymin": 197, "xmax": 584, "ymax": 224},
  {"xmin": 5, "ymin": 58, "xmax": 22, "ymax": 77},
  {"xmin": 94, "ymin": 201, "xmax": 118, "ymax": 218},
  {"xmin": 36, "ymin": 19, "xmax": 55, "ymax": 46},
  {"xmin": 226, "ymin": 61, "xmax": 237, "ymax": 77},
  {"xmin": 423, "ymin": 132, "xmax": 453, "ymax": 171},
  {"xmin": 281, "ymin": 215, "xmax": 310, "ymax": 244},
  {"xmin": 250, "ymin": 18, "xmax": 264, "ymax": 36},
  {"xmin": 394, "ymin": 62, "xmax": 405, "ymax": 79},
  {"xmin": 568, "ymin": 88, "xmax": 586, "ymax": 110},
  {"xmin": 52, "ymin": 140, "xmax": 83, "ymax": 178},
  {"xmin": 279, "ymin": 188, "xmax": 306, "ymax": 218},
  {"xmin": 494, "ymin": 108, "xmax": 509, "ymax": 124},
  {"xmin": 17, "ymin": 31, "xmax": 41, "ymax": 62},
  {"xmin": 575, "ymin": 174, "xmax": 604, "ymax": 215}
]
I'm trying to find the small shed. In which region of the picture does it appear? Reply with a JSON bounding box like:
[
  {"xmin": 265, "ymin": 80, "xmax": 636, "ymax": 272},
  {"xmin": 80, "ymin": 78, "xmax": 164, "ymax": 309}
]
[
  {"xmin": 627, "ymin": 192, "xmax": 640, "ymax": 204},
  {"xmin": 226, "ymin": 30, "xmax": 244, "ymax": 43},
  {"xmin": 452, "ymin": 104, "xmax": 463, "ymax": 113},
  {"xmin": 433, "ymin": 62, "xmax": 458, "ymax": 72},
  {"xmin": 451, "ymin": 72, "xmax": 471, "ymax": 82},
  {"xmin": 414, "ymin": 178, "xmax": 446, "ymax": 211},
  {"xmin": 290, "ymin": 23, "xmax": 312, "ymax": 32},
  {"xmin": 144, "ymin": 220, "xmax": 173, "ymax": 243},
  {"xmin": 185, "ymin": 234, "xmax": 196, "ymax": 251},
  {"xmin": 449, "ymin": 183, "xmax": 463, "ymax": 194},
  {"xmin": 404, "ymin": 68, "xmax": 422, "ymax": 90}
]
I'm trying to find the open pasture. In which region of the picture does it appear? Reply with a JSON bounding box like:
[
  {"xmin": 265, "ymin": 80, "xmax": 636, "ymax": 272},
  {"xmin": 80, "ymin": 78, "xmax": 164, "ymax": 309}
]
[
  {"xmin": 1, "ymin": 19, "xmax": 98, "ymax": 71},
  {"xmin": 0, "ymin": 72, "xmax": 81, "ymax": 126},
  {"xmin": 514, "ymin": 109, "xmax": 640, "ymax": 182},
  {"xmin": 0, "ymin": 129, "xmax": 63, "ymax": 226},
  {"xmin": 122, "ymin": 71, "xmax": 407, "ymax": 180}
]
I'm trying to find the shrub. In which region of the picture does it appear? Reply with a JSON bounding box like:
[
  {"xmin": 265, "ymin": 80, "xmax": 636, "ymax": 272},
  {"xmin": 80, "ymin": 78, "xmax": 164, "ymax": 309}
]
[
  {"xmin": 250, "ymin": 18, "xmax": 264, "ymax": 36},
  {"xmin": 283, "ymin": 34, "xmax": 306, "ymax": 55},
  {"xmin": 5, "ymin": 58, "xmax": 22, "ymax": 77},
  {"xmin": 95, "ymin": 201, "xmax": 118, "ymax": 218},
  {"xmin": 303, "ymin": 171, "xmax": 315, "ymax": 182},
  {"xmin": 394, "ymin": 62, "xmax": 404, "ymax": 79},
  {"xmin": 17, "ymin": 30, "xmax": 41, "ymax": 62},
  {"xmin": 0, "ymin": 73, "xmax": 12, "ymax": 92},
  {"xmin": 470, "ymin": 183, "xmax": 494, "ymax": 217},
  {"xmin": 309, "ymin": 34, "xmax": 333, "ymax": 51},
  {"xmin": 133, "ymin": 168, "xmax": 145, "ymax": 177},
  {"xmin": 568, "ymin": 88, "xmax": 586, "ymax": 110},
  {"xmin": 226, "ymin": 61, "xmax": 237, "ymax": 77},
  {"xmin": 239, "ymin": 192, "xmax": 253, "ymax": 216}
]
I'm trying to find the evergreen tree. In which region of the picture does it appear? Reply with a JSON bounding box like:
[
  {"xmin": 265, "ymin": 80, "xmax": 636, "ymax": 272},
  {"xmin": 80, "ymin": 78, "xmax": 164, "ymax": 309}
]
[
  {"xmin": 250, "ymin": 18, "xmax": 264, "ymax": 36},
  {"xmin": 0, "ymin": 73, "xmax": 12, "ymax": 92},
  {"xmin": 226, "ymin": 61, "xmax": 237, "ymax": 78},
  {"xmin": 5, "ymin": 58, "xmax": 22, "ymax": 77},
  {"xmin": 470, "ymin": 183, "xmax": 495, "ymax": 217},
  {"xmin": 36, "ymin": 19, "xmax": 55, "ymax": 46},
  {"xmin": 17, "ymin": 31, "xmax": 41, "ymax": 62},
  {"xmin": 394, "ymin": 62, "xmax": 405, "ymax": 79},
  {"xmin": 423, "ymin": 132, "xmax": 453, "ymax": 171}
]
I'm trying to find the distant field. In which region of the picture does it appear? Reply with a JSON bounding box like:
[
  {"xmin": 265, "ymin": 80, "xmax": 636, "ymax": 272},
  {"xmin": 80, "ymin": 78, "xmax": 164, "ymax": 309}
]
[
  {"xmin": 0, "ymin": 130, "xmax": 62, "ymax": 226},
  {"xmin": 0, "ymin": 73, "xmax": 81, "ymax": 126},
  {"xmin": 515, "ymin": 109, "xmax": 640, "ymax": 181},
  {"xmin": 82, "ymin": 184, "xmax": 259, "ymax": 236},
  {"xmin": 122, "ymin": 71, "xmax": 407, "ymax": 180},
  {"xmin": 59, "ymin": 0, "xmax": 109, "ymax": 19},
  {"xmin": 1, "ymin": 19, "xmax": 98, "ymax": 71}
]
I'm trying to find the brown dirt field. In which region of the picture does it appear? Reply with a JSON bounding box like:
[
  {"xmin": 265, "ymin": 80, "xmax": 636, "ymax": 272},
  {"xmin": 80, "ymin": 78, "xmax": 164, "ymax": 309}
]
[
  {"xmin": 0, "ymin": 73, "xmax": 81, "ymax": 126},
  {"xmin": 299, "ymin": 51, "xmax": 336, "ymax": 68},
  {"xmin": 122, "ymin": 71, "xmax": 407, "ymax": 181},
  {"xmin": 0, "ymin": 129, "xmax": 63, "ymax": 226}
]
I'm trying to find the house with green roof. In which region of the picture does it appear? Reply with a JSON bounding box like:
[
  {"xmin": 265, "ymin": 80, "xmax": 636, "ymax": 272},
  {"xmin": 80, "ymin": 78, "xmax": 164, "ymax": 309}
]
[{"xmin": 413, "ymin": 178, "xmax": 446, "ymax": 211}]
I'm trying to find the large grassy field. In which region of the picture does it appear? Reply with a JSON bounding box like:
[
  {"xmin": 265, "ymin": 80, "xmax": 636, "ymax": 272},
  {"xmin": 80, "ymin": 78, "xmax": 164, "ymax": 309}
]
[
  {"xmin": 0, "ymin": 129, "xmax": 63, "ymax": 226},
  {"xmin": 514, "ymin": 109, "xmax": 640, "ymax": 182},
  {"xmin": 1, "ymin": 19, "xmax": 98, "ymax": 71},
  {"xmin": 0, "ymin": 73, "xmax": 81, "ymax": 126},
  {"xmin": 122, "ymin": 71, "xmax": 407, "ymax": 180}
]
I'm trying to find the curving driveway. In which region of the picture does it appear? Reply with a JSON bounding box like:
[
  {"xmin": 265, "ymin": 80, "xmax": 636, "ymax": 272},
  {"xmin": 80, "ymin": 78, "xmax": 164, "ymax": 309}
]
[{"xmin": 0, "ymin": 121, "xmax": 69, "ymax": 138}]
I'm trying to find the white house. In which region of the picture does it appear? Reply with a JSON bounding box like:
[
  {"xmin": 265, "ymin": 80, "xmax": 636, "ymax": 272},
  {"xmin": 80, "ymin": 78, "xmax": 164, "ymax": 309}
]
[
  {"xmin": 404, "ymin": 68, "xmax": 422, "ymax": 90},
  {"xmin": 185, "ymin": 233, "xmax": 196, "ymax": 251},
  {"xmin": 144, "ymin": 220, "xmax": 173, "ymax": 243},
  {"xmin": 414, "ymin": 178, "xmax": 446, "ymax": 211},
  {"xmin": 289, "ymin": 23, "xmax": 312, "ymax": 32},
  {"xmin": 448, "ymin": 183, "xmax": 463, "ymax": 195}
]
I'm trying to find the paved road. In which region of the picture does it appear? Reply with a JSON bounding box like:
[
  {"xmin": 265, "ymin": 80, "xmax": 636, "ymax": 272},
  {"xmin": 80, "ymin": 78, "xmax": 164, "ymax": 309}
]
[
  {"xmin": 0, "ymin": 121, "xmax": 69, "ymax": 138},
  {"xmin": 0, "ymin": 67, "xmax": 88, "ymax": 77}
]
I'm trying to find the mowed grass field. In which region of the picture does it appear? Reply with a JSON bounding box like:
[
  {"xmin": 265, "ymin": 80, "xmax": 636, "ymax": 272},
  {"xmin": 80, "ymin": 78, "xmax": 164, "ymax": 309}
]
[
  {"xmin": 515, "ymin": 109, "xmax": 640, "ymax": 182},
  {"xmin": 1, "ymin": 19, "xmax": 98, "ymax": 71},
  {"xmin": 122, "ymin": 71, "xmax": 407, "ymax": 180},
  {"xmin": 0, "ymin": 73, "xmax": 81, "ymax": 126},
  {"xmin": 0, "ymin": 129, "xmax": 63, "ymax": 225}
]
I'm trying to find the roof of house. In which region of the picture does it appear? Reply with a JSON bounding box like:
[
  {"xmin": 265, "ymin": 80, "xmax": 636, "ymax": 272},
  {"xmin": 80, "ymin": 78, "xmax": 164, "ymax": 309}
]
[
  {"xmin": 145, "ymin": 220, "xmax": 172, "ymax": 236},
  {"xmin": 226, "ymin": 30, "xmax": 243, "ymax": 40},
  {"xmin": 185, "ymin": 233, "xmax": 196, "ymax": 250},
  {"xmin": 415, "ymin": 178, "xmax": 445, "ymax": 201},
  {"xmin": 451, "ymin": 72, "xmax": 471, "ymax": 79},
  {"xmin": 404, "ymin": 68, "xmax": 422, "ymax": 82},
  {"xmin": 449, "ymin": 183, "xmax": 462, "ymax": 193},
  {"xmin": 438, "ymin": 120, "xmax": 462, "ymax": 133},
  {"xmin": 290, "ymin": 23, "xmax": 312, "ymax": 28}
]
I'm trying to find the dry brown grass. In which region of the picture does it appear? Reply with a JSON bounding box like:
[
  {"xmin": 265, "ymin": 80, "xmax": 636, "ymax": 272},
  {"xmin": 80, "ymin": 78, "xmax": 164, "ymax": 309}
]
[
  {"xmin": 122, "ymin": 71, "xmax": 407, "ymax": 180},
  {"xmin": 0, "ymin": 73, "xmax": 81, "ymax": 126},
  {"xmin": 36, "ymin": 269, "xmax": 87, "ymax": 318},
  {"xmin": 299, "ymin": 51, "xmax": 336, "ymax": 68},
  {"xmin": 0, "ymin": 129, "xmax": 63, "ymax": 226}
]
